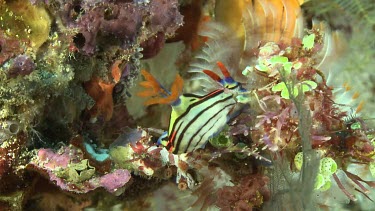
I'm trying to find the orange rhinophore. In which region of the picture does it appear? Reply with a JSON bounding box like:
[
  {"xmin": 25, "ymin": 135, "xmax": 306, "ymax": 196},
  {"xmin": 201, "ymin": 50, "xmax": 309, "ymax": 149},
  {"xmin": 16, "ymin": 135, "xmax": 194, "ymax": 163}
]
[
  {"xmin": 216, "ymin": 61, "xmax": 231, "ymax": 78},
  {"xmin": 138, "ymin": 70, "xmax": 184, "ymax": 106}
]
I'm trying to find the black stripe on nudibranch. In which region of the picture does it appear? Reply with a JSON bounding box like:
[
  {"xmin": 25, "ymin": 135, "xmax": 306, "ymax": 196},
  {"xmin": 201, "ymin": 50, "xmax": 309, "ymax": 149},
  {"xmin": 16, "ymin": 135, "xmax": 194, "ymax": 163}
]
[
  {"xmin": 182, "ymin": 93, "xmax": 205, "ymax": 98},
  {"xmin": 166, "ymin": 121, "xmax": 183, "ymax": 151},
  {"xmin": 169, "ymin": 89, "xmax": 225, "ymax": 137},
  {"xmin": 184, "ymin": 102, "xmax": 235, "ymax": 153},
  {"xmin": 172, "ymin": 94, "xmax": 235, "ymax": 153}
]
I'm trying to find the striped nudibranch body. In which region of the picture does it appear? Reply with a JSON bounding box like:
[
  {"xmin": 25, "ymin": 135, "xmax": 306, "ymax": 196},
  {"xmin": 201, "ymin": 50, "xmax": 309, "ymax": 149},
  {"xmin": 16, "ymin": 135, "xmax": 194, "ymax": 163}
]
[
  {"xmin": 139, "ymin": 61, "xmax": 246, "ymax": 154},
  {"xmin": 166, "ymin": 90, "xmax": 238, "ymax": 154}
]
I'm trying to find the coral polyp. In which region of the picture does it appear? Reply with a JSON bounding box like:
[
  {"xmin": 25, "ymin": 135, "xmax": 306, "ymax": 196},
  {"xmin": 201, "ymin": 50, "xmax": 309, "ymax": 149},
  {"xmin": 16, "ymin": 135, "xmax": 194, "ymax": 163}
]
[{"xmin": 0, "ymin": 0, "xmax": 374, "ymax": 210}]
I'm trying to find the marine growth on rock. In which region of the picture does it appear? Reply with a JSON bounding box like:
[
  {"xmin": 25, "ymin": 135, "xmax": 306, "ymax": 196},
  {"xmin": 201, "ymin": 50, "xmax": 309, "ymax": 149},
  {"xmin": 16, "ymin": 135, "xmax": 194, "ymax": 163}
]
[{"xmin": 0, "ymin": 0, "xmax": 374, "ymax": 210}]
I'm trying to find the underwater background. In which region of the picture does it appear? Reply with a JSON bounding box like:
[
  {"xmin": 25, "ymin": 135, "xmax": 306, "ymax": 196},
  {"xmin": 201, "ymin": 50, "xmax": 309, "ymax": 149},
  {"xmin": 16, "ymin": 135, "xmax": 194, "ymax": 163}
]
[{"xmin": 0, "ymin": 0, "xmax": 374, "ymax": 210}]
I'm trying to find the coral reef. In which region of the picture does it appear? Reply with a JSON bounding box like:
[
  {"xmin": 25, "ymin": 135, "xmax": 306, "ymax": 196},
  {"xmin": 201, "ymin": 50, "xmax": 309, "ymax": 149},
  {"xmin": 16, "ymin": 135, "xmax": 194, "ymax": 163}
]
[{"xmin": 0, "ymin": 0, "xmax": 374, "ymax": 210}]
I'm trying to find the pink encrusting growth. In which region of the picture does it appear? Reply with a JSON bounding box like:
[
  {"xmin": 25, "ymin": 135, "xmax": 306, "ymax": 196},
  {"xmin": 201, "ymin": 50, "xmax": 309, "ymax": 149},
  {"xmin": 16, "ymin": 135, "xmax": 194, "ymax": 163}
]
[
  {"xmin": 28, "ymin": 147, "xmax": 132, "ymax": 194},
  {"xmin": 98, "ymin": 169, "xmax": 131, "ymax": 193}
]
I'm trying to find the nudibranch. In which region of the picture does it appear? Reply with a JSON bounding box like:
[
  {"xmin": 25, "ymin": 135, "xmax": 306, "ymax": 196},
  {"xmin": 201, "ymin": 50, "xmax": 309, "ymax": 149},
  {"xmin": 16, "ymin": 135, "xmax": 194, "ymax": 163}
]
[{"xmin": 138, "ymin": 61, "xmax": 247, "ymax": 154}]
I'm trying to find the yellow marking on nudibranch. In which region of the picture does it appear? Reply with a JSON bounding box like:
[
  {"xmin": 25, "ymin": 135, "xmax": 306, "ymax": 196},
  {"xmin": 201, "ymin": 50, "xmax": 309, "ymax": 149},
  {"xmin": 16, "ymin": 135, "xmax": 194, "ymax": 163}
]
[
  {"xmin": 343, "ymin": 82, "xmax": 351, "ymax": 91},
  {"xmin": 355, "ymin": 100, "xmax": 364, "ymax": 114},
  {"xmin": 352, "ymin": 91, "xmax": 360, "ymax": 100}
]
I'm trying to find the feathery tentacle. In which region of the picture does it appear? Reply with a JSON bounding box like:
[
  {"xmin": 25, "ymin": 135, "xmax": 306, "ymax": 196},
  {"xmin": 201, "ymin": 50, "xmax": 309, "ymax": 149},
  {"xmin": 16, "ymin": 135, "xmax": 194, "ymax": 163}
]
[{"xmin": 138, "ymin": 70, "xmax": 184, "ymax": 106}]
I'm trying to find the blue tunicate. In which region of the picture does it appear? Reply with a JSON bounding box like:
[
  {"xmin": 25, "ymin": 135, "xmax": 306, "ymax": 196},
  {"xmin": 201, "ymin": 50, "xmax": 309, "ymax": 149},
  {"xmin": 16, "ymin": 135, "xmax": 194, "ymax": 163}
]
[{"xmin": 84, "ymin": 142, "xmax": 110, "ymax": 162}]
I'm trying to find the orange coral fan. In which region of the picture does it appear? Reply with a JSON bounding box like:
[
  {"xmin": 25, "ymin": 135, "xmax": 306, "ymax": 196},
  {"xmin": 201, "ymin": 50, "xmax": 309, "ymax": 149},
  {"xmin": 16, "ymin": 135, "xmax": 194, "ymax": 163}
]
[
  {"xmin": 84, "ymin": 77, "xmax": 115, "ymax": 121},
  {"xmin": 138, "ymin": 70, "xmax": 184, "ymax": 106}
]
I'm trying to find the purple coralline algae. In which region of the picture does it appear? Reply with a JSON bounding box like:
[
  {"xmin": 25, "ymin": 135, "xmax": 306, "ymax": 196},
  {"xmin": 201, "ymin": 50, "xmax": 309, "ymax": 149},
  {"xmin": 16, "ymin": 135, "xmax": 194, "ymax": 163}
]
[
  {"xmin": 148, "ymin": 0, "xmax": 182, "ymax": 34},
  {"xmin": 98, "ymin": 169, "xmax": 131, "ymax": 193},
  {"xmin": 65, "ymin": 0, "xmax": 183, "ymax": 54}
]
